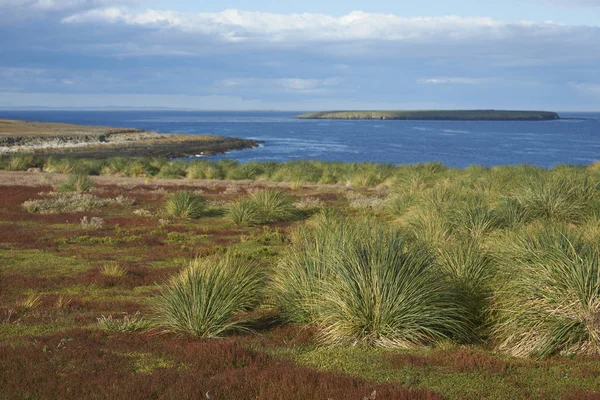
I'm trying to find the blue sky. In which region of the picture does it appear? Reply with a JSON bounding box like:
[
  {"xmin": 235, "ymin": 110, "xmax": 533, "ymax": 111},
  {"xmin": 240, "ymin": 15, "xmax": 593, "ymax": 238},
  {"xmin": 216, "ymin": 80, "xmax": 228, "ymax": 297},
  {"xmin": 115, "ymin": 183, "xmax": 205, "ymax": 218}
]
[{"xmin": 0, "ymin": 0, "xmax": 599, "ymax": 110}]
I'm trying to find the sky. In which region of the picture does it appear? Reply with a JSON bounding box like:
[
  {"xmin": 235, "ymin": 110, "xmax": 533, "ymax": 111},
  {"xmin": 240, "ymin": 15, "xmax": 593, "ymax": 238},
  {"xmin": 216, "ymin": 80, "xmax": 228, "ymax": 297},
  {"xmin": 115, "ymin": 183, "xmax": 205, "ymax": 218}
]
[{"xmin": 0, "ymin": 0, "xmax": 599, "ymax": 110}]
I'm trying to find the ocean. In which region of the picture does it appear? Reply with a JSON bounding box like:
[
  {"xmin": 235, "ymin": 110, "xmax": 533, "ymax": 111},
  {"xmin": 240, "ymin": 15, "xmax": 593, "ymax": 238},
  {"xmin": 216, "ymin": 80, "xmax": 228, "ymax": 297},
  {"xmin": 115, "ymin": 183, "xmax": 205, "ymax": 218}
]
[{"xmin": 1, "ymin": 110, "xmax": 598, "ymax": 168}]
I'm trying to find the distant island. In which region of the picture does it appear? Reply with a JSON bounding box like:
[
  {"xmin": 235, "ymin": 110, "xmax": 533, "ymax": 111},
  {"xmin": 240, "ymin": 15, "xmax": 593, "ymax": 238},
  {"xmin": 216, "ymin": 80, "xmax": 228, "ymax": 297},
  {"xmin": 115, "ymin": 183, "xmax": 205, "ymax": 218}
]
[
  {"xmin": 0, "ymin": 118, "xmax": 258, "ymax": 158},
  {"xmin": 295, "ymin": 110, "xmax": 560, "ymax": 121}
]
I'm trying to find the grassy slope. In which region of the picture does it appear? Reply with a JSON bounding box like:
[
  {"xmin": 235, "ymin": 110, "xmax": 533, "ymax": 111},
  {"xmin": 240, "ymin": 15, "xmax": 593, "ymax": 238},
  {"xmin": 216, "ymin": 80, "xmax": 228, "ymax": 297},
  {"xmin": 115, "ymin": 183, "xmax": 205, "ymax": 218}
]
[
  {"xmin": 296, "ymin": 110, "xmax": 560, "ymax": 120},
  {"xmin": 1, "ymin": 161, "xmax": 600, "ymax": 399}
]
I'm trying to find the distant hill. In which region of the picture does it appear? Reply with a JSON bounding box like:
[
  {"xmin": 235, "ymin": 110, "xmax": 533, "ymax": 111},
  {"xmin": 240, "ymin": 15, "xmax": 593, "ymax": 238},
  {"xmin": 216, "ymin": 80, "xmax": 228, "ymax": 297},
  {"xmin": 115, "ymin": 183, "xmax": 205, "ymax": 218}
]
[{"xmin": 295, "ymin": 110, "xmax": 560, "ymax": 121}]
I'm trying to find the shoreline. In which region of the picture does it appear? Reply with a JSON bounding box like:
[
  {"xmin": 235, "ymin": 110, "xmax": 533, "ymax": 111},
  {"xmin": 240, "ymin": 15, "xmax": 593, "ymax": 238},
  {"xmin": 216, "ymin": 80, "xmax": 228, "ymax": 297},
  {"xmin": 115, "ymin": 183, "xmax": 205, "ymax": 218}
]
[
  {"xmin": 0, "ymin": 118, "xmax": 259, "ymax": 158},
  {"xmin": 295, "ymin": 110, "xmax": 561, "ymax": 121}
]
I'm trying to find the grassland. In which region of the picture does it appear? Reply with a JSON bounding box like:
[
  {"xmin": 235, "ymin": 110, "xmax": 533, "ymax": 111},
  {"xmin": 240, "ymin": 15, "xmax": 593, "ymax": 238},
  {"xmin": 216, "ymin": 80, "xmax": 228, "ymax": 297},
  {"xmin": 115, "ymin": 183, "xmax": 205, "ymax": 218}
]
[
  {"xmin": 1, "ymin": 156, "xmax": 600, "ymax": 399},
  {"xmin": 296, "ymin": 110, "xmax": 560, "ymax": 120},
  {"xmin": 0, "ymin": 118, "xmax": 258, "ymax": 158}
]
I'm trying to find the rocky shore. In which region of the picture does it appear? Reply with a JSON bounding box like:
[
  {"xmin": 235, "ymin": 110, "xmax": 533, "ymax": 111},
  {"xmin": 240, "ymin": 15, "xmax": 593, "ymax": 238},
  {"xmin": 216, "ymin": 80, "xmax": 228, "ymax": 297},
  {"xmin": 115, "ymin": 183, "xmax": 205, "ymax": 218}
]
[{"xmin": 0, "ymin": 118, "xmax": 259, "ymax": 158}]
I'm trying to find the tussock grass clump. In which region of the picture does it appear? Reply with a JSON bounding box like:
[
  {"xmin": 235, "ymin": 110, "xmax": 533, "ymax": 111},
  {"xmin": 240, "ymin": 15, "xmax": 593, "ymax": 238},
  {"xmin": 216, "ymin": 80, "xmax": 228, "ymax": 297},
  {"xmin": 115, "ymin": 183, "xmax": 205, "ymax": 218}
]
[
  {"xmin": 274, "ymin": 216, "xmax": 470, "ymax": 348},
  {"xmin": 438, "ymin": 242, "xmax": 495, "ymax": 339},
  {"xmin": 250, "ymin": 189, "xmax": 298, "ymax": 223},
  {"xmin": 1, "ymin": 154, "xmax": 36, "ymax": 171},
  {"xmin": 229, "ymin": 189, "xmax": 299, "ymax": 225},
  {"xmin": 57, "ymin": 172, "xmax": 94, "ymax": 193},
  {"xmin": 97, "ymin": 312, "xmax": 151, "ymax": 332},
  {"xmin": 448, "ymin": 199, "xmax": 500, "ymax": 241},
  {"xmin": 273, "ymin": 212, "xmax": 353, "ymax": 324},
  {"xmin": 494, "ymin": 228, "xmax": 600, "ymax": 358},
  {"xmin": 154, "ymin": 256, "xmax": 264, "ymax": 337},
  {"xmin": 514, "ymin": 175, "xmax": 599, "ymax": 223},
  {"xmin": 165, "ymin": 190, "xmax": 206, "ymax": 219},
  {"xmin": 228, "ymin": 199, "xmax": 259, "ymax": 225},
  {"xmin": 100, "ymin": 262, "xmax": 128, "ymax": 278},
  {"xmin": 17, "ymin": 294, "xmax": 42, "ymax": 310},
  {"xmin": 317, "ymin": 225, "xmax": 470, "ymax": 348},
  {"xmin": 404, "ymin": 209, "xmax": 452, "ymax": 246}
]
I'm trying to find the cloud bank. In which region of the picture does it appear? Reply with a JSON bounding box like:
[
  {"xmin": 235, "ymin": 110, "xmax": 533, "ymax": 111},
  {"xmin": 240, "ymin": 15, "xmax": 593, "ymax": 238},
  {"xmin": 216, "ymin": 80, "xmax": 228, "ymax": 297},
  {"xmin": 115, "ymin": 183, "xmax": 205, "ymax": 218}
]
[{"xmin": 0, "ymin": 4, "xmax": 599, "ymax": 110}]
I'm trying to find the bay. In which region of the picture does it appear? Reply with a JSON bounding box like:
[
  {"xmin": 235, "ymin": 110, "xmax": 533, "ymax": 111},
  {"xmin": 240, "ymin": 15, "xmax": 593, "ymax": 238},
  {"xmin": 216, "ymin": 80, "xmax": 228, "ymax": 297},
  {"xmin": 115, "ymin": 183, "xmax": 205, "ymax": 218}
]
[{"xmin": 0, "ymin": 110, "xmax": 598, "ymax": 168}]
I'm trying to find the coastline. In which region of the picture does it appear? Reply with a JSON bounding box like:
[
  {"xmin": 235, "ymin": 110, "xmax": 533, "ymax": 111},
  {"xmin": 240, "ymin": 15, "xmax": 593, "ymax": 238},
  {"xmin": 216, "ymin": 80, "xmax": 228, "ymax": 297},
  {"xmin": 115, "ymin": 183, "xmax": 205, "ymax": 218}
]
[
  {"xmin": 295, "ymin": 110, "xmax": 561, "ymax": 121},
  {"xmin": 0, "ymin": 118, "xmax": 259, "ymax": 158}
]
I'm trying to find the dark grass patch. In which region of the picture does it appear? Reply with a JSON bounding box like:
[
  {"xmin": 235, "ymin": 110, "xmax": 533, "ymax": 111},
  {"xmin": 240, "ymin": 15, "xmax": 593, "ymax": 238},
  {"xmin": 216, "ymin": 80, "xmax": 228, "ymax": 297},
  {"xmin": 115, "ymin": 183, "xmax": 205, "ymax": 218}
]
[
  {"xmin": 76, "ymin": 266, "xmax": 180, "ymax": 289},
  {"xmin": 386, "ymin": 348, "xmax": 524, "ymax": 377},
  {"xmin": 563, "ymin": 390, "xmax": 600, "ymax": 400},
  {"xmin": 0, "ymin": 329, "xmax": 442, "ymax": 400}
]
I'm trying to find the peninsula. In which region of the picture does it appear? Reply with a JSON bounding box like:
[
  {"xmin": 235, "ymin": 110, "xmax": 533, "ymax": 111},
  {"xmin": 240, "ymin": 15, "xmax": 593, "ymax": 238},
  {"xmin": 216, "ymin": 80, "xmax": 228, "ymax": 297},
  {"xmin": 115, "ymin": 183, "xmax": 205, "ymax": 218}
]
[
  {"xmin": 295, "ymin": 110, "xmax": 560, "ymax": 121},
  {"xmin": 0, "ymin": 118, "xmax": 258, "ymax": 158}
]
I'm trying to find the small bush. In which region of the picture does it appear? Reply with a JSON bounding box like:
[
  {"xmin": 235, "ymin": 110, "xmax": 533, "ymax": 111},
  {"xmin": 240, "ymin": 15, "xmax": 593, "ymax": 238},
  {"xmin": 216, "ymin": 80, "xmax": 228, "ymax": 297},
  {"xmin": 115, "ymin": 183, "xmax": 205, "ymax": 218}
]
[
  {"xmin": 153, "ymin": 255, "xmax": 264, "ymax": 337},
  {"xmin": 80, "ymin": 216, "xmax": 105, "ymax": 230},
  {"xmin": 494, "ymin": 228, "xmax": 600, "ymax": 358},
  {"xmin": 294, "ymin": 197, "xmax": 325, "ymax": 211},
  {"xmin": 57, "ymin": 172, "xmax": 94, "ymax": 193},
  {"xmin": 4, "ymin": 154, "xmax": 36, "ymax": 171},
  {"xmin": 23, "ymin": 193, "xmax": 110, "ymax": 214},
  {"xmin": 165, "ymin": 191, "xmax": 206, "ymax": 219},
  {"xmin": 345, "ymin": 192, "xmax": 386, "ymax": 210}
]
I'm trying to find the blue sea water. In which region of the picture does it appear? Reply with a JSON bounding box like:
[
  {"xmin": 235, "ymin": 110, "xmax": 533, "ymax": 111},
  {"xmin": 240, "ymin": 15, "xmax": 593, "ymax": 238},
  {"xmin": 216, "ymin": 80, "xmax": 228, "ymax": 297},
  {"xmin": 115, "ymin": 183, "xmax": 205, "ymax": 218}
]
[{"xmin": 0, "ymin": 110, "xmax": 598, "ymax": 169}]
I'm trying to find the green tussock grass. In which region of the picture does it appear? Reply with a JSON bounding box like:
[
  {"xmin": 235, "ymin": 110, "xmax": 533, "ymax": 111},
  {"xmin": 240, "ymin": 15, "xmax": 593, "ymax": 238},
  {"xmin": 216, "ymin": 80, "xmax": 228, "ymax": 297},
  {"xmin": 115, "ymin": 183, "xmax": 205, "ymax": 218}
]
[
  {"xmin": 153, "ymin": 255, "xmax": 264, "ymax": 337},
  {"xmin": 274, "ymin": 215, "xmax": 471, "ymax": 348},
  {"xmin": 165, "ymin": 190, "xmax": 206, "ymax": 219},
  {"xmin": 494, "ymin": 228, "xmax": 600, "ymax": 358}
]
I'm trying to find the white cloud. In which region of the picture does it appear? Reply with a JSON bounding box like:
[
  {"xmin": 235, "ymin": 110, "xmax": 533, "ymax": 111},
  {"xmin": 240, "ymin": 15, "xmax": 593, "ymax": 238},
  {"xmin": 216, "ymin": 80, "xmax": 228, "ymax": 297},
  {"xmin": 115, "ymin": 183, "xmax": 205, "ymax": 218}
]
[
  {"xmin": 418, "ymin": 77, "xmax": 493, "ymax": 85},
  {"xmin": 55, "ymin": 8, "xmax": 600, "ymax": 64},
  {"xmin": 217, "ymin": 77, "xmax": 343, "ymax": 94},
  {"xmin": 60, "ymin": 8, "xmax": 565, "ymax": 42}
]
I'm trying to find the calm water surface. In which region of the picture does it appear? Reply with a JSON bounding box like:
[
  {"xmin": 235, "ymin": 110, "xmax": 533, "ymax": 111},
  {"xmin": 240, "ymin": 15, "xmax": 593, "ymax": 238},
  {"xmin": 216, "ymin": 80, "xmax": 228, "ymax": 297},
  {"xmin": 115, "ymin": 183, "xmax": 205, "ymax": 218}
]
[{"xmin": 1, "ymin": 110, "xmax": 598, "ymax": 168}]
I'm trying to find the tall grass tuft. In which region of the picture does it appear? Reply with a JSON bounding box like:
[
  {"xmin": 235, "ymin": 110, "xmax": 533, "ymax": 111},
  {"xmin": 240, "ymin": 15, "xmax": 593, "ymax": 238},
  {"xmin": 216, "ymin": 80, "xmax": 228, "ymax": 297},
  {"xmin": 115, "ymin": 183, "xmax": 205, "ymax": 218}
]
[
  {"xmin": 57, "ymin": 172, "xmax": 94, "ymax": 193},
  {"xmin": 249, "ymin": 189, "xmax": 298, "ymax": 224},
  {"xmin": 228, "ymin": 199, "xmax": 258, "ymax": 226},
  {"xmin": 274, "ymin": 215, "xmax": 471, "ymax": 347},
  {"xmin": 437, "ymin": 242, "xmax": 495, "ymax": 339},
  {"xmin": 4, "ymin": 154, "xmax": 36, "ymax": 171},
  {"xmin": 514, "ymin": 175, "xmax": 599, "ymax": 223},
  {"xmin": 153, "ymin": 255, "xmax": 264, "ymax": 337},
  {"xmin": 317, "ymin": 224, "xmax": 470, "ymax": 348},
  {"xmin": 494, "ymin": 228, "xmax": 600, "ymax": 358},
  {"xmin": 272, "ymin": 213, "xmax": 354, "ymax": 324},
  {"xmin": 448, "ymin": 199, "xmax": 500, "ymax": 241},
  {"xmin": 165, "ymin": 190, "xmax": 206, "ymax": 219}
]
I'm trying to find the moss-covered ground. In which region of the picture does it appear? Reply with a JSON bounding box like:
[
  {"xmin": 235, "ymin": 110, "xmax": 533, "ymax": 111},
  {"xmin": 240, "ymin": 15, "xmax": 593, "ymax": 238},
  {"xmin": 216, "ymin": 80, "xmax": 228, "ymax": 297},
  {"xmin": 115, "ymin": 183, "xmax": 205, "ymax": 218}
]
[{"xmin": 1, "ymin": 169, "xmax": 599, "ymax": 400}]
